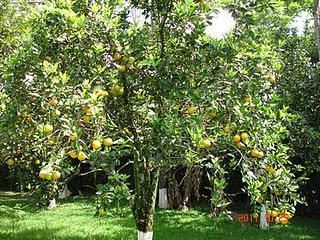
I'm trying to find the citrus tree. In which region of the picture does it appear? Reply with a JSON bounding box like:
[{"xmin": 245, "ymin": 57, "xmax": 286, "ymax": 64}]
[{"xmin": 1, "ymin": 0, "xmax": 307, "ymax": 239}]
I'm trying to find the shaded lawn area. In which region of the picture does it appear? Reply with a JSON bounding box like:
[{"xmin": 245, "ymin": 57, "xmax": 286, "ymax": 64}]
[{"xmin": 0, "ymin": 191, "xmax": 319, "ymax": 240}]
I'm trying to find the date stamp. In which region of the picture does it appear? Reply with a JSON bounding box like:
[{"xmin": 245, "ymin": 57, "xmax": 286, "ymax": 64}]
[{"xmin": 236, "ymin": 213, "xmax": 289, "ymax": 224}]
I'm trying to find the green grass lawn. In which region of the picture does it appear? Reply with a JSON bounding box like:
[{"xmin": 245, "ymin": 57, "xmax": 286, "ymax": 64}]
[{"xmin": 0, "ymin": 192, "xmax": 319, "ymax": 240}]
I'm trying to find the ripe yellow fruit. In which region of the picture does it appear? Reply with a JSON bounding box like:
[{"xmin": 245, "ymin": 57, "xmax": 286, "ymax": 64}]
[
  {"xmin": 244, "ymin": 95, "xmax": 252, "ymax": 103},
  {"xmin": 233, "ymin": 134, "xmax": 241, "ymax": 143},
  {"xmin": 45, "ymin": 172, "xmax": 53, "ymax": 181},
  {"xmin": 83, "ymin": 115, "xmax": 92, "ymax": 123},
  {"xmin": 117, "ymin": 87, "xmax": 124, "ymax": 95},
  {"xmin": 240, "ymin": 132, "xmax": 249, "ymax": 142},
  {"xmin": 265, "ymin": 166, "xmax": 276, "ymax": 174},
  {"xmin": 77, "ymin": 151, "xmax": 87, "ymax": 161},
  {"xmin": 52, "ymin": 171, "xmax": 61, "ymax": 180},
  {"xmin": 68, "ymin": 150, "xmax": 78, "ymax": 159},
  {"xmin": 275, "ymin": 217, "xmax": 280, "ymax": 224},
  {"xmin": 7, "ymin": 159, "xmax": 14, "ymax": 166},
  {"xmin": 39, "ymin": 170, "xmax": 46, "ymax": 179},
  {"xmin": 92, "ymin": 140, "xmax": 102, "ymax": 150},
  {"xmin": 256, "ymin": 151, "xmax": 265, "ymax": 159},
  {"xmin": 69, "ymin": 135, "xmax": 77, "ymax": 141},
  {"xmin": 119, "ymin": 65, "xmax": 126, "ymax": 73},
  {"xmin": 266, "ymin": 74, "xmax": 276, "ymax": 83},
  {"xmin": 53, "ymin": 109, "xmax": 61, "ymax": 117},
  {"xmin": 186, "ymin": 106, "xmax": 196, "ymax": 114},
  {"xmin": 113, "ymin": 52, "xmax": 122, "ymax": 61},
  {"xmin": 44, "ymin": 124, "xmax": 53, "ymax": 134},
  {"xmin": 224, "ymin": 125, "xmax": 231, "ymax": 133},
  {"xmin": 49, "ymin": 98, "xmax": 59, "ymax": 106},
  {"xmin": 127, "ymin": 56, "xmax": 135, "ymax": 64},
  {"xmin": 284, "ymin": 212, "xmax": 293, "ymax": 220},
  {"xmin": 96, "ymin": 89, "xmax": 108, "ymax": 97},
  {"xmin": 271, "ymin": 210, "xmax": 278, "ymax": 217},
  {"xmin": 236, "ymin": 142, "xmax": 245, "ymax": 149},
  {"xmin": 34, "ymin": 159, "xmax": 41, "ymax": 165},
  {"xmin": 199, "ymin": 138, "xmax": 211, "ymax": 148},
  {"xmin": 103, "ymin": 137, "xmax": 113, "ymax": 147},
  {"xmin": 111, "ymin": 85, "xmax": 124, "ymax": 95},
  {"xmin": 251, "ymin": 149, "xmax": 259, "ymax": 157}
]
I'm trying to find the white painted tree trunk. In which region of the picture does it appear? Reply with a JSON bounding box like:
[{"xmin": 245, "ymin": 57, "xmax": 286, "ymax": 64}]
[
  {"xmin": 48, "ymin": 198, "xmax": 57, "ymax": 209},
  {"xmin": 58, "ymin": 185, "xmax": 72, "ymax": 199},
  {"xmin": 260, "ymin": 204, "xmax": 269, "ymax": 230},
  {"xmin": 138, "ymin": 231, "xmax": 153, "ymax": 240},
  {"xmin": 158, "ymin": 188, "xmax": 168, "ymax": 209}
]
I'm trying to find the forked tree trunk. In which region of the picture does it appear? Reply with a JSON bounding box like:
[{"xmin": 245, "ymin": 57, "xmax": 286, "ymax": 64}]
[{"xmin": 314, "ymin": 0, "xmax": 320, "ymax": 60}]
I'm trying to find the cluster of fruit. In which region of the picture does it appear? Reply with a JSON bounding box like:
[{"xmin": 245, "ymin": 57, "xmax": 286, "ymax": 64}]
[
  {"xmin": 266, "ymin": 209, "xmax": 293, "ymax": 224},
  {"xmin": 39, "ymin": 168, "xmax": 61, "ymax": 181}
]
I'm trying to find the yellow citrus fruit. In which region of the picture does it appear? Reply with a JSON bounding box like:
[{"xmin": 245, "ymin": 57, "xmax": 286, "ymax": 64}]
[
  {"xmin": 83, "ymin": 115, "xmax": 92, "ymax": 123},
  {"xmin": 96, "ymin": 89, "xmax": 108, "ymax": 97},
  {"xmin": 266, "ymin": 74, "xmax": 276, "ymax": 83},
  {"xmin": 199, "ymin": 138, "xmax": 211, "ymax": 148},
  {"xmin": 119, "ymin": 65, "xmax": 126, "ymax": 72},
  {"xmin": 53, "ymin": 109, "xmax": 61, "ymax": 117},
  {"xmin": 284, "ymin": 212, "xmax": 293, "ymax": 219},
  {"xmin": 39, "ymin": 170, "xmax": 46, "ymax": 179},
  {"xmin": 49, "ymin": 98, "xmax": 59, "ymax": 106},
  {"xmin": 111, "ymin": 85, "xmax": 124, "ymax": 95},
  {"xmin": 113, "ymin": 52, "xmax": 122, "ymax": 61},
  {"xmin": 44, "ymin": 124, "xmax": 53, "ymax": 134},
  {"xmin": 45, "ymin": 172, "xmax": 53, "ymax": 181},
  {"xmin": 7, "ymin": 159, "xmax": 14, "ymax": 166},
  {"xmin": 236, "ymin": 142, "xmax": 245, "ymax": 149},
  {"xmin": 92, "ymin": 140, "xmax": 102, "ymax": 150},
  {"xmin": 271, "ymin": 210, "xmax": 278, "ymax": 217},
  {"xmin": 265, "ymin": 166, "xmax": 276, "ymax": 174},
  {"xmin": 77, "ymin": 151, "xmax": 87, "ymax": 161},
  {"xmin": 224, "ymin": 125, "xmax": 231, "ymax": 133},
  {"xmin": 52, "ymin": 171, "xmax": 61, "ymax": 180},
  {"xmin": 240, "ymin": 132, "xmax": 249, "ymax": 142},
  {"xmin": 233, "ymin": 134, "xmax": 241, "ymax": 143},
  {"xmin": 69, "ymin": 135, "xmax": 77, "ymax": 141},
  {"xmin": 117, "ymin": 87, "xmax": 124, "ymax": 95},
  {"xmin": 244, "ymin": 96, "xmax": 252, "ymax": 103},
  {"xmin": 68, "ymin": 150, "xmax": 78, "ymax": 159},
  {"xmin": 251, "ymin": 149, "xmax": 259, "ymax": 157},
  {"xmin": 256, "ymin": 151, "xmax": 265, "ymax": 159},
  {"xmin": 103, "ymin": 137, "xmax": 113, "ymax": 147},
  {"xmin": 34, "ymin": 159, "xmax": 41, "ymax": 165},
  {"xmin": 127, "ymin": 56, "xmax": 135, "ymax": 64},
  {"xmin": 186, "ymin": 106, "xmax": 196, "ymax": 114}
]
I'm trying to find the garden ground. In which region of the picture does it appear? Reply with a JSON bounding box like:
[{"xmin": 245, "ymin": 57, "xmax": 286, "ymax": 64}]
[{"xmin": 0, "ymin": 191, "xmax": 319, "ymax": 240}]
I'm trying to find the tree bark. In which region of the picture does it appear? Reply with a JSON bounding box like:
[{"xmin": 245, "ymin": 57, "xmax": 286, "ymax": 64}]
[
  {"xmin": 314, "ymin": 0, "xmax": 320, "ymax": 60},
  {"xmin": 260, "ymin": 204, "xmax": 269, "ymax": 230}
]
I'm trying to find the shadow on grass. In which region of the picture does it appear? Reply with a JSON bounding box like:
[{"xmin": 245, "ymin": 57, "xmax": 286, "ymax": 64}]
[{"xmin": 0, "ymin": 192, "xmax": 319, "ymax": 240}]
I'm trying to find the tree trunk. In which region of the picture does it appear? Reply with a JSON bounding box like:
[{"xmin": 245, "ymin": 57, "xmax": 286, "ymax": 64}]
[
  {"xmin": 260, "ymin": 204, "xmax": 269, "ymax": 230},
  {"xmin": 314, "ymin": 0, "xmax": 320, "ymax": 60},
  {"xmin": 132, "ymin": 155, "xmax": 160, "ymax": 240},
  {"xmin": 158, "ymin": 168, "xmax": 168, "ymax": 209},
  {"xmin": 167, "ymin": 168, "xmax": 181, "ymax": 209}
]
